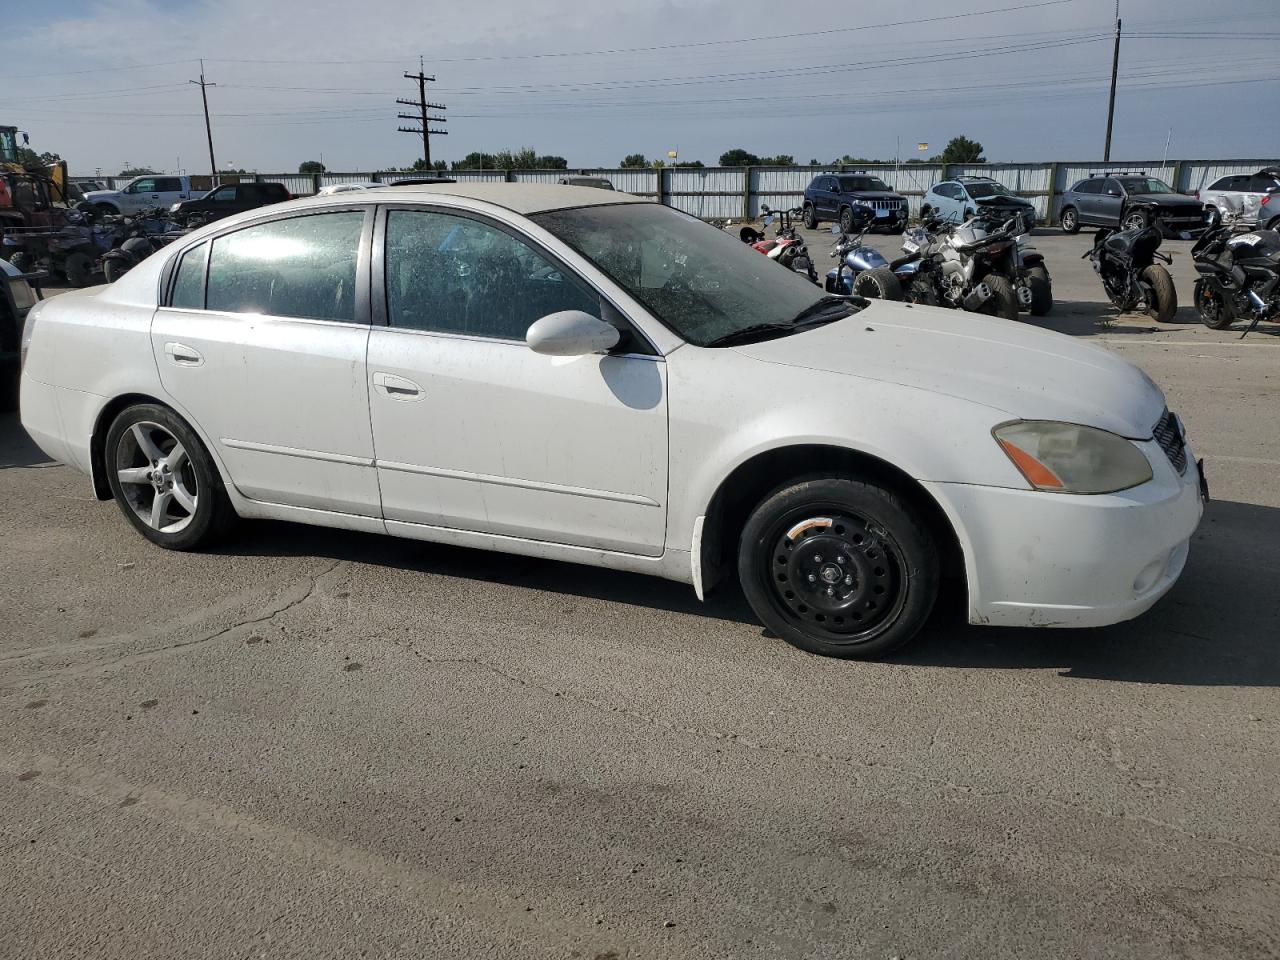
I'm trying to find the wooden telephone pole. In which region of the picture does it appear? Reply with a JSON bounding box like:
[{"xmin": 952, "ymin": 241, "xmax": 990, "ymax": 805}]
[
  {"xmin": 189, "ymin": 59, "xmax": 217, "ymax": 180},
  {"xmin": 1103, "ymin": 0, "xmax": 1122, "ymax": 162},
  {"xmin": 397, "ymin": 58, "xmax": 447, "ymax": 169}
]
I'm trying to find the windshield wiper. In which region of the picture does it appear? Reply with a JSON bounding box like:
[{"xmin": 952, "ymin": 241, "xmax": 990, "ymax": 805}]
[{"xmin": 702, "ymin": 298, "xmax": 856, "ymax": 348}]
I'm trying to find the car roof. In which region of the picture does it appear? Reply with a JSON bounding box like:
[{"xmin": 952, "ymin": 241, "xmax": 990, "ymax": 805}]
[{"xmin": 282, "ymin": 182, "xmax": 647, "ymax": 215}]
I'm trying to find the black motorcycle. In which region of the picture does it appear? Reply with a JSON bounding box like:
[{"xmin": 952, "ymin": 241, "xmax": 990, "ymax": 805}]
[
  {"xmin": 1083, "ymin": 225, "xmax": 1178, "ymax": 323},
  {"xmin": 99, "ymin": 207, "xmax": 188, "ymax": 283},
  {"xmin": 1191, "ymin": 225, "xmax": 1280, "ymax": 337}
]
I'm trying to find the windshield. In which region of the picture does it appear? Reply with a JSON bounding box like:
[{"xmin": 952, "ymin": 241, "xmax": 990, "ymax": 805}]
[
  {"xmin": 838, "ymin": 176, "xmax": 891, "ymax": 193},
  {"xmin": 1122, "ymin": 178, "xmax": 1175, "ymax": 195},
  {"xmin": 966, "ymin": 182, "xmax": 1015, "ymax": 198},
  {"xmin": 532, "ymin": 203, "xmax": 840, "ymax": 347}
]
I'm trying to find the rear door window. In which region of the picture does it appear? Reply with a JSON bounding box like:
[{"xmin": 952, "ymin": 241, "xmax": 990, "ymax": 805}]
[
  {"xmin": 1075, "ymin": 179, "xmax": 1101, "ymax": 194},
  {"xmin": 170, "ymin": 242, "xmax": 208, "ymax": 309},
  {"xmin": 206, "ymin": 211, "xmax": 365, "ymax": 322}
]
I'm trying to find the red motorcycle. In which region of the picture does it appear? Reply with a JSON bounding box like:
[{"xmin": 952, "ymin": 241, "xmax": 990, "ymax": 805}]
[{"xmin": 739, "ymin": 205, "xmax": 818, "ymax": 283}]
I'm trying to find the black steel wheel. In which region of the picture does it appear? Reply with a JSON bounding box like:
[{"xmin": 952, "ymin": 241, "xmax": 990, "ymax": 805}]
[{"xmin": 738, "ymin": 476, "xmax": 939, "ymax": 659}]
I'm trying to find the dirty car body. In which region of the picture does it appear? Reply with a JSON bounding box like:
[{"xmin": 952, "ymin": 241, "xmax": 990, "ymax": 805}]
[{"xmin": 19, "ymin": 184, "xmax": 1204, "ymax": 658}]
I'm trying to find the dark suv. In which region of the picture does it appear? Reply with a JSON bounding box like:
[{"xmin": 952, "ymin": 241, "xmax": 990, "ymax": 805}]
[
  {"xmin": 170, "ymin": 182, "xmax": 292, "ymax": 226},
  {"xmin": 802, "ymin": 173, "xmax": 908, "ymax": 234},
  {"xmin": 1059, "ymin": 173, "xmax": 1206, "ymax": 237}
]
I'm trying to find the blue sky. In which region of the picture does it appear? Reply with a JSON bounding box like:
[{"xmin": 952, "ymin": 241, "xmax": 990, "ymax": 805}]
[{"xmin": 1, "ymin": 0, "xmax": 1276, "ymax": 175}]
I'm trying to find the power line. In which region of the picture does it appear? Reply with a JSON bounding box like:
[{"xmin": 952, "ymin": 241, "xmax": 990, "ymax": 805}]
[{"xmin": 396, "ymin": 59, "xmax": 446, "ymax": 169}]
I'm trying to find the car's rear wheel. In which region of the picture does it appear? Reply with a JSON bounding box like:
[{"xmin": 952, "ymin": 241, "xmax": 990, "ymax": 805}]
[
  {"xmin": 1140, "ymin": 264, "xmax": 1178, "ymax": 323},
  {"xmin": 738, "ymin": 476, "xmax": 939, "ymax": 659},
  {"xmin": 1060, "ymin": 206, "xmax": 1079, "ymax": 233},
  {"xmin": 851, "ymin": 267, "xmax": 903, "ymax": 301},
  {"xmin": 105, "ymin": 404, "xmax": 236, "ymax": 550},
  {"xmin": 802, "ymin": 204, "xmax": 818, "ymax": 230}
]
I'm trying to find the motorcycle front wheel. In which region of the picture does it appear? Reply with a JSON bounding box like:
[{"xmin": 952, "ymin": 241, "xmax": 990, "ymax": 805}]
[{"xmin": 1194, "ymin": 278, "xmax": 1236, "ymax": 330}]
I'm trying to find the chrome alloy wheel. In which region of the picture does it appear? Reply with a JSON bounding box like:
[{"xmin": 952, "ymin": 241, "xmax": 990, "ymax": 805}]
[{"xmin": 114, "ymin": 421, "xmax": 199, "ymax": 533}]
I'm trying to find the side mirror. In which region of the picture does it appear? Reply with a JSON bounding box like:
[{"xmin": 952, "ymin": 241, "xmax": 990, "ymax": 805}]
[{"xmin": 526, "ymin": 310, "xmax": 620, "ymax": 357}]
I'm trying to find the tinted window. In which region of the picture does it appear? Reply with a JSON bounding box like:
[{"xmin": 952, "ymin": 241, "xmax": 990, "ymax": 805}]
[
  {"xmin": 210, "ymin": 186, "xmax": 236, "ymax": 202},
  {"xmin": 937, "ymin": 183, "xmax": 962, "ymax": 199},
  {"xmin": 534, "ymin": 203, "xmax": 845, "ymax": 348},
  {"xmin": 1249, "ymin": 175, "xmax": 1280, "ymax": 193},
  {"xmin": 206, "ymin": 212, "xmax": 364, "ymax": 322},
  {"xmin": 838, "ymin": 176, "xmax": 891, "ymax": 192},
  {"xmin": 155, "ymin": 177, "xmax": 183, "ymax": 192},
  {"xmin": 170, "ymin": 242, "xmax": 207, "ymax": 309},
  {"xmin": 1074, "ymin": 179, "xmax": 1101, "ymax": 194},
  {"xmin": 385, "ymin": 210, "xmax": 601, "ymax": 340},
  {"xmin": 1208, "ymin": 176, "xmax": 1234, "ymax": 190},
  {"xmin": 966, "ymin": 182, "xmax": 1014, "ymax": 198},
  {"xmin": 132, "ymin": 179, "xmax": 156, "ymax": 193},
  {"xmin": 1119, "ymin": 178, "xmax": 1174, "ymax": 195},
  {"xmin": 1104, "ymin": 178, "xmax": 1123, "ymax": 195}
]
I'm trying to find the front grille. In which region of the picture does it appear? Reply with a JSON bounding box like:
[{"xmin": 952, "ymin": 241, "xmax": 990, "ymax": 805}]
[
  {"xmin": 866, "ymin": 199, "xmax": 903, "ymax": 210},
  {"xmin": 1153, "ymin": 409, "xmax": 1187, "ymax": 474}
]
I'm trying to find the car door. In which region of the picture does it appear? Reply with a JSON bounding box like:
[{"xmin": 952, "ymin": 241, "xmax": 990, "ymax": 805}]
[
  {"xmin": 122, "ymin": 178, "xmax": 156, "ymax": 213},
  {"xmin": 150, "ymin": 206, "xmax": 381, "ymax": 516},
  {"xmin": 1098, "ymin": 178, "xmax": 1125, "ymax": 224},
  {"xmin": 366, "ymin": 204, "xmax": 669, "ymax": 556},
  {"xmin": 939, "ymin": 183, "xmax": 963, "ymax": 222}
]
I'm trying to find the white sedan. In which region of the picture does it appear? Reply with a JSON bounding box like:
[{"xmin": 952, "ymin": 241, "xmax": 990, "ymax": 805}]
[{"xmin": 19, "ymin": 184, "xmax": 1205, "ymax": 658}]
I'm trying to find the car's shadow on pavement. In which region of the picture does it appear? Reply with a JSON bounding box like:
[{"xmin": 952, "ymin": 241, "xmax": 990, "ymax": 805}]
[
  {"xmin": 221, "ymin": 498, "xmax": 1278, "ymax": 687},
  {"xmin": 0, "ymin": 412, "xmax": 54, "ymax": 468}
]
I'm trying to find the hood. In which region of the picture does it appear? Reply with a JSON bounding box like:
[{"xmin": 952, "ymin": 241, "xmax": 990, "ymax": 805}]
[
  {"xmin": 1133, "ymin": 194, "xmax": 1201, "ymax": 209},
  {"xmin": 81, "ymin": 189, "xmax": 119, "ymax": 201},
  {"xmin": 848, "ymin": 190, "xmax": 904, "ymax": 202},
  {"xmin": 731, "ymin": 301, "xmax": 1166, "ymax": 439}
]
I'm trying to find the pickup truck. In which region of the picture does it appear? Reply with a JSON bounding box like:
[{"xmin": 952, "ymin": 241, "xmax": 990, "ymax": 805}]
[{"xmin": 80, "ymin": 175, "xmax": 195, "ymax": 215}]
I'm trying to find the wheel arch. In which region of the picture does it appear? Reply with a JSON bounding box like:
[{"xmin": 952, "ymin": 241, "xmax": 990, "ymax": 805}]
[
  {"xmin": 89, "ymin": 392, "xmax": 230, "ymax": 502},
  {"xmin": 696, "ymin": 443, "xmax": 966, "ymax": 602}
]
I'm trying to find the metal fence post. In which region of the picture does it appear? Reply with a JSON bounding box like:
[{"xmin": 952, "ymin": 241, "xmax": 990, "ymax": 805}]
[
  {"xmin": 1171, "ymin": 160, "xmax": 1186, "ymax": 195},
  {"xmin": 655, "ymin": 166, "xmax": 665, "ymax": 206},
  {"xmin": 742, "ymin": 166, "xmax": 753, "ymax": 220},
  {"xmin": 1046, "ymin": 161, "xmax": 1060, "ymax": 225},
  {"xmin": 312, "ymin": 173, "xmax": 322, "ymax": 194}
]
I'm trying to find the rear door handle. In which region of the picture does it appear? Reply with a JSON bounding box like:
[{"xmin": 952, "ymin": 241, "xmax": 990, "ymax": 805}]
[
  {"xmin": 372, "ymin": 371, "xmax": 423, "ymax": 400},
  {"xmin": 164, "ymin": 341, "xmax": 204, "ymax": 366}
]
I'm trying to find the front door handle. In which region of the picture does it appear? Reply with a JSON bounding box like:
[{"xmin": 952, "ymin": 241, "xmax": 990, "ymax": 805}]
[
  {"xmin": 164, "ymin": 341, "xmax": 204, "ymax": 366},
  {"xmin": 372, "ymin": 371, "xmax": 423, "ymax": 400}
]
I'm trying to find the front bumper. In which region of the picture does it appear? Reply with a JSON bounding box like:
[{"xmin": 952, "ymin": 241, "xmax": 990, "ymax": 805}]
[{"xmin": 925, "ymin": 440, "xmax": 1204, "ymax": 629}]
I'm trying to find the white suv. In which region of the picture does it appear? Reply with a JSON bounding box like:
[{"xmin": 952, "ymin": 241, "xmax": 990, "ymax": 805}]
[{"xmin": 1198, "ymin": 168, "xmax": 1280, "ymax": 229}]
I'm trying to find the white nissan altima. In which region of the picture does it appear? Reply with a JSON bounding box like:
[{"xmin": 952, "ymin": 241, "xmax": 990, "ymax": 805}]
[{"xmin": 19, "ymin": 184, "xmax": 1206, "ymax": 658}]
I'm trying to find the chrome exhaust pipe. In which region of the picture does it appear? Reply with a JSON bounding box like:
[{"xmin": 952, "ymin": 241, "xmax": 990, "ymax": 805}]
[{"xmin": 962, "ymin": 283, "xmax": 992, "ymax": 312}]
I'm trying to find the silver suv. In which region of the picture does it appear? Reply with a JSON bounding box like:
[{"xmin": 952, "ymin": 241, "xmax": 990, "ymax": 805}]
[{"xmin": 1197, "ymin": 168, "xmax": 1280, "ymax": 229}]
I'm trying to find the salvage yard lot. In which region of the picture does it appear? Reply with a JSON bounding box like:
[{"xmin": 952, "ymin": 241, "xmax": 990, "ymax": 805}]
[{"xmin": 2, "ymin": 228, "xmax": 1278, "ymax": 958}]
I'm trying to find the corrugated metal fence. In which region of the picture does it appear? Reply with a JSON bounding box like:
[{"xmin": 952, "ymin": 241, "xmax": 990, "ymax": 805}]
[{"xmin": 102, "ymin": 159, "xmax": 1279, "ymax": 225}]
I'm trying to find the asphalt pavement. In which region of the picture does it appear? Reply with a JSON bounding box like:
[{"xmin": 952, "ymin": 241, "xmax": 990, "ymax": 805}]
[{"xmin": 2, "ymin": 228, "xmax": 1278, "ymax": 959}]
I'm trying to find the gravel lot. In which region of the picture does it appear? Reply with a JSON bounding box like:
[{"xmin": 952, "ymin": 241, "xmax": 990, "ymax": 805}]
[{"xmin": 2, "ymin": 229, "xmax": 1278, "ymax": 959}]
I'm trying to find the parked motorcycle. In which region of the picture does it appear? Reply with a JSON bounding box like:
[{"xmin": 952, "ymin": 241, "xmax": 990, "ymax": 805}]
[
  {"xmin": 824, "ymin": 220, "xmax": 904, "ymax": 300},
  {"xmin": 99, "ymin": 207, "xmax": 188, "ymax": 283},
  {"xmin": 895, "ymin": 213, "xmax": 1024, "ymax": 320},
  {"xmin": 1083, "ymin": 225, "xmax": 1177, "ymax": 323},
  {"xmin": 741, "ymin": 205, "xmax": 817, "ymax": 282},
  {"xmin": 1191, "ymin": 224, "xmax": 1280, "ymax": 337}
]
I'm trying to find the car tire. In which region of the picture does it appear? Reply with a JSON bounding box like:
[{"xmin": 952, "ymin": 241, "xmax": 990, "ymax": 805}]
[
  {"xmin": 851, "ymin": 267, "xmax": 903, "ymax": 301},
  {"xmin": 1141, "ymin": 264, "xmax": 1178, "ymax": 323},
  {"xmin": 738, "ymin": 475, "xmax": 940, "ymax": 659},
  {"xmin": 1026, "ymin": 266, "xmax": 1053, "ymax": 316},
  {"xmin": 979, "ymin": 274, "xmax": 1020, "ymax": 321},
  {"xmin": 1122, "ymin": 208, "xmax": 1149, "ymax": 231},
  {"xmin": 1060, "ymin": 206, "xmax": 1079, "ymax": 233},
  {"xmin": 1266, "ymin": 217, "xmax": 1280, "ymax": 232},
  {"xmin": 963, "ymin": 208, "xmax": 976, "ymax": 222},
  {"xmin": 1194, "ymin": 279, "xmax": 1235, "ymax": 330},
  {"xmin": 7, "ymin": 251, "xmax": 34, "ymax": 274},
  {"xmin": 63, "ymin": 251, "xmax": 95, "ymax": 288},
  {"xmin": 838, "ymin": 205, "xmax": 857, "ymax": 234},
  {"xmin": 802, "ymin": 204, "xmax": 818, "ymax": 230},
  {"xmin": 104, "ymin": 403, "xmax": 237, "ymax": 550},
  {"xmin": 91, "ymin": 203, "xmax": 119, "ymax": 217}
]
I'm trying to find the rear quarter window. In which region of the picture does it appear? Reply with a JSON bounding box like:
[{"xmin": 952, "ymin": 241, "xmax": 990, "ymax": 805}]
[{"xmin": 170, "ymin": 243, "xmax": 208, "ymax": 310}]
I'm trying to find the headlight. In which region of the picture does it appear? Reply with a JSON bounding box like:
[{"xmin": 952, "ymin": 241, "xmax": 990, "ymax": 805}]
[
  {"xmin": 993, "ymin": 421, "xmax": 1153, "ymax": 494},
  {"xmin": 169, "ymin": 203, "xmax": 181, "ymax": 212}
]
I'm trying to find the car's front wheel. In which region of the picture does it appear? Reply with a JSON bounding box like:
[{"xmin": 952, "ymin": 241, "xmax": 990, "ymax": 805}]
[
  {"xmin": 738, "ymin": 476, "xmax": 939, "ymax": 659},
  {"xmin": 1122, "ymin": 208, "xmax": 1149, "ymax": 231},
  {"xmin": 802, "ymin": 204, "xmax": 818, "ymax": 229},
  {"xmin": 838, "ymin": 205, "xmax": 858, "ymax": 234},
  {"xmin": 104, "ymin": 403, "xmax": 236, "ymax": 550},
  {"xmin": 1060, "ymin": 206, "xmax": 1079, "ymax": 233}
]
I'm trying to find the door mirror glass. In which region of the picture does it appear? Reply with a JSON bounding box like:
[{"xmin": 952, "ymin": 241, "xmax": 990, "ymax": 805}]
[{"xmin": 526, "ymin": 310, "xmax": 621, "ymax": 356}]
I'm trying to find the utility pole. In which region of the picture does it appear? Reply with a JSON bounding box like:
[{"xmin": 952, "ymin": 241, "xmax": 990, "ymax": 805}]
[
  {"xmin": 189, "ymin": 59, "xmax": 218, "ymax": 182},
  {"xmin": 1103, "ymin": 0, "xmax": 1121, "ymax": 162},
  {"xmin": 397, "ymin": 58, "xmax": 447, "ymax": 170}
]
